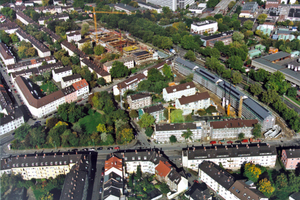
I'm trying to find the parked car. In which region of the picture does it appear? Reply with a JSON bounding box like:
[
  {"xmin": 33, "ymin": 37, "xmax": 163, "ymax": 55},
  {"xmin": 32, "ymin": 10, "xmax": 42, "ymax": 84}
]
[
  {"xmin": 101, "ymin": 178, "xmax": 103, "ymax": 182},
  {"xmin": 101, "ymin": 172, "xmax": 104, "ymax": 176},
  {"xmin": 99, "ymin": 188, "xmax": 103, "ymax": 193},
  {"xmin": 194, "ymin": 180, "xmax": 199, "ymax": 183},
  {"xmin": 114, "ymin": 146, "xmax": 120, "ymax": 150},
  {"xmin": 97, "ymin": 147, "xmax": 103, "ymax": 150},
  {"xmin": 71, "ymin": 149, "xmax": 78, "ymax": 152},
  {"xmin": 82, "ymin": 148, "xmax": 88, "ymax": 151},
  {"xmin": 187, "ymin": 173, "xmax": 192, "ymax": 177},
  {"xmin": 107, "ymin": 147, "xmax": 113, "ymax": 150}
]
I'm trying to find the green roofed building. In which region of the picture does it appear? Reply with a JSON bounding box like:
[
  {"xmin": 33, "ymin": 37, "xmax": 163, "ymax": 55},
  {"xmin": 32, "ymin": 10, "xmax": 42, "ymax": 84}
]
[
  {"xmin": 255, "ymin": 44, "xmax": 266, "ymax": 51},
  {"xmin": 248, "ymin": 49, "xmax": 261, "ymax": 59},
  {"xmin": 256, "ymin": 25, "xmax": 272, "ymax": 36}
]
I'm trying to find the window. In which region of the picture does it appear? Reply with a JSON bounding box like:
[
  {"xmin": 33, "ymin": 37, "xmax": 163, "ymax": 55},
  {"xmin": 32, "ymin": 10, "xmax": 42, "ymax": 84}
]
[{"xmin": 132, "ymin": 157, "xmax": 135, "ymax": 160}]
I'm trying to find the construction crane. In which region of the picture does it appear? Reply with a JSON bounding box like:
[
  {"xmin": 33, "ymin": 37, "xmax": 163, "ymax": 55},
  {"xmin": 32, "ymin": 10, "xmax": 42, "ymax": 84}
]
[{"xmin": 85, "ymin": 7, "xmax": 131, "ymax": 43}]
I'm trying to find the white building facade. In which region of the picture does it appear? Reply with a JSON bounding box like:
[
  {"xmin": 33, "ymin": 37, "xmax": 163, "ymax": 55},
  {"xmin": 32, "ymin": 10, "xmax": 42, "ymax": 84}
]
[
  {"xmin": 146, "ymin": 0, "xmax": 194, "ymax": 11},
  {"xmin": 175, "ymin": 92, "xmax": 210, "ymax": 115},
  {"xmin": 0, "ymin": 112, "xmax": 24, "ymax": 135},
  {"xmin": 52, "ymin": 67, "xmax": 72, "ymax": 82},
  {"xmin": 191, "ymin": 20, "xmax": 218, "ymax": 35},
  {"xmin": 163, "ymin": 82, "xmax": 196, "ymax": 102}
]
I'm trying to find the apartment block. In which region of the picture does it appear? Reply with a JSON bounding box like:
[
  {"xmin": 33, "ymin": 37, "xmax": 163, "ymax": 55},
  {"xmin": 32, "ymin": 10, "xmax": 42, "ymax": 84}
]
[
  {"xmin": 163, "ymin": 82, "xmax": 196, "ymax": 102},
  {"xmin": 52, "ymin": 66, "xmax": 72, "ymax": 82},
  {"xmin": 113, "ymin": 73, "xmax": 146, "ymax": 96},
  {"xmin": 127, "ymin": 93, "xmax": 152, "ymax": 110},
  {"xmin": 0, "ymin": 42, "xmax": 16, "ymax": 66},
  {"xmin": 175, "ymin": 92, "xmax": 210, "ymax": 115},
  {"xmin": 281, "ymin": 148, "xmax": 300, "ymax": 170},
  {"xmin": 191, "ymin": 20, "xmax": 218, "ymax": 35}
]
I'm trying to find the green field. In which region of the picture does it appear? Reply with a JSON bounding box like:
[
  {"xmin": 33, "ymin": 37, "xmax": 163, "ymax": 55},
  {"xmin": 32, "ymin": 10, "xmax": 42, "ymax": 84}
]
[
  {"xmin": 78, "ymin": 112, "xmax": 104, "ymax": 134},
  {"xmin": 40, "ymin": 81, "xmax": 58, "ymax": 94}
]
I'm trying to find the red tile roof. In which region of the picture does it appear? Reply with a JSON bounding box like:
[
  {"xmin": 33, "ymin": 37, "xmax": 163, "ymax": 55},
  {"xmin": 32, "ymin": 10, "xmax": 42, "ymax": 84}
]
[
  {"xmin": 105, "ymin": 156, "xmax": 123, "ymax": 172},
  {"xmin": 72, "ymin": 79, "xmax": 88, "ymax": 91},
  {"xmin": 155, "ymin": 160, "xmax": 171, "ymax": 177}
]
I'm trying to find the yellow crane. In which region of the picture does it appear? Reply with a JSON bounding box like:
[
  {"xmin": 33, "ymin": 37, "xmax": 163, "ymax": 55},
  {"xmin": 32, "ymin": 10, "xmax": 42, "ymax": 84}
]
[{"xmin": 85, "ymin": 7, "xmax": 132, "ymax": 42}]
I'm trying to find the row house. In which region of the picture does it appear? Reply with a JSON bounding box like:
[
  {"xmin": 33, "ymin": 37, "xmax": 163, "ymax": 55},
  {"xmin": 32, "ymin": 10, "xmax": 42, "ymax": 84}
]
[
  {"xmin": 15, "ymin": 76, "xmax": 89, "ymax": 118},
  {"xmin": 127, "ymin": 93, "xmax": 152, "ymax": 110},
  {"xmin": 0, "ymin": 108, "xmax": 24, "ymax": 135},
  {"xmin": 52, "ymin": 66, "xmax": 72, "ymax": 82},
  {"xmin": 80, "ymin": 58, "xmax": 111, "ymax": 83},
  {"xmin": 103, "ymin": 56, "xmax": 135, "ymax": 73},
  {"xmin": 16, "ymin": 10, "xmax": 35, "ymax": 25},
  {"xmin": 209, "ymin": 119, "xmax": 259, "ymax": 140},
  {"xmin": 184, "ymin": 182, "xmax": 212, "ymax": 200},
  {"xmin": 113, "ymin": 73, "xmax": 146, "ymax": 96},
  {"xmin": 0, "ymin": 84, "xmax": 14, "ymax": 115},
  {"xmin": 7, "ymin": 56, "xmax": 56, "ymax": 73},
  {"xmin": 281, "ymin": 148, "xmax": 300, "ymax": 170},
  {"xmin": 0, "ymin": 20, "xmax": 19, "ymax": 34},
  {"xmin": 175, "ymin": 92, "xmax": 210, "ymax": 115},
  {"xmin": 199, "ymin": 161, "xmax": 268, "ymax": 200},
  {"xmin": 153, "ymin": 122, "xmax": 204, "ymax": 143},
  {"xmin": 41, "ymin": 27, "xmax": 62, "ymax": 42},
  {"xmin": 0, "ymin": 42, "xmax": 16, "ymax": 66},
  {"xmin": 66, "ymin": 31, "xmax": 81, "ymax": 42},
  {"xmin": 61, "ymin": 40, "xmax": 87, "ymax": 59},
  {"xmin": 61, "ymin": 74, "xmax": 82, "ymax": 89},
  {"xmin": 34, "ymin": 5, "xmax": 62, "ymax": 14},
  {"xmin": 38, "ymin": 13, "xmax": 69, "ymax": 25},
  {"xmin": 163, "ymin": 82, "xmax": 196, "ymax": 102},
  {"xmin": 142, "ymin": 104, "xmax": 165, "ymax": 123},
  {"xmin": 16, "ymin": 29, "xmax": 51, "ymax": 58},
  {"xmin": 182, "ymin": 143, "xmax": 277, "ymax": 171}
]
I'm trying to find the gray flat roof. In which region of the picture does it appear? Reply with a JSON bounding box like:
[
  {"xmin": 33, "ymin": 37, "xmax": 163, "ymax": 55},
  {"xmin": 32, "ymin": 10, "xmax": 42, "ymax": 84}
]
[
  {"xmin": 175, "ymin": 57, "xmax": 199, "ymax": 70},
  {"xmin": 280, "ymin": 68, "xmax": 300, "ymax": 81},
  {"xmin": 262, "ymin": 52, "xmax": 290, "ymax": 62},
  {"xmin": 253, "ymin": 58, "xmax": 284, "ymax": 70}
]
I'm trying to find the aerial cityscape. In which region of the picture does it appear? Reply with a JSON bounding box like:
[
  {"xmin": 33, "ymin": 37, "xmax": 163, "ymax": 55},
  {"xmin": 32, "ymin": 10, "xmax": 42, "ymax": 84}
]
[{"xmin": 1, "ymin": 0, "xmax": 300, "ymax": 199}]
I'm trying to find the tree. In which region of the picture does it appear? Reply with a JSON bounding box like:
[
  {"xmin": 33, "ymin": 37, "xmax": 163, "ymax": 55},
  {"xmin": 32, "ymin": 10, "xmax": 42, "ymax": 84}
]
[
  {"xmin": 61, "ymin": 56, "xmax": 71, "ymax": 66},
  {"xmin": 228, "ymin": 1, "xmax": 236, "ymax": 10},
  {"xmin": 169, "ymin": 135, "xmax": 177, "ymax": 143},
  {"xmin": 238, "ymin": 133, "xmax": 245, "ymax": 140},
  {"xmin": 129, "ymin": 110, "xmax": 139, "ymax": 119},
  {"xmin": 42, "ymin": 0, "xmax": 50, "ymax": 6},
  {"xmin": 148, "ymin": 68, "xmax": 165, "ymax": 82},
  {"xmin": 182, "ymin": 128, "xmax": 193, "ymax": 141},
  {"xmin": 252, "ymin": 123, "xmax": 262, "ymax": 138},
  {"xmin": 138, "ymin": 113, "xmax": 155, "ymax": 128},
  {"xmin": 243, "ymin": 163, "xmax": 262, "ymax": 182},
  {"xmin": 10, "ymin": 33, "xmax": 19, "ymax": 43},
  {"xmin": 170, "ymin": 109, "xmax": 184, "ymax": 123},
  {"xmin": 117, "ymin": 128, "xmax": 134, "ymax": 144},
  {"xmin": 94, "ymin": 45, "xmax": 105, "ymax": 55},
  {"xmin": 46, "ymin": 117, "xmax": 59, "ymax": 129},
  {"xmin": 250, "ymin": 83, "xmax": 263, "ymax": 96},
  {"xmin": 258, "ymin": 14, "xmax": 268, "ymax": 24},
  {"xmin": 287, "ymin": 87, "xmax": 297, "ymax": 98},
  {"xmin": 254, "ymin": 69, "xmax": 269, "ymax": 82},
  {"xmin": 232, "ymin": 32, "xmax": 244, "ymax": 42},
  {"xmin": 207, "ymin": 0, "xmax": 221, "ymax": 8},
  {"xmin": 243, "ymin": 20, "xmax": 254, "ymax": 30},
  {"xmin": 145, "ymin": 127, "xmax": 154, "ymax": 137},
  {"xmin": 136, "ymin": 165, "xmax": 142, "ymax": 180},
  {"xmin": 162, "ymin": 64, "xmax": 173, "ymax": 80},
  {"xmin": 15, "ymin": 123, "xmax": 30, "ymax": 141},
  {"xmin": 184, "ymin": 50, "xmax": 196, "ymax": 61},
  {"xmin": 81, "ymin": 23, "xmax": 89, "ymax": 36},
  {"xmin": 258, "ymin": 178, "xmax": 275, "ymax": 197},
  {"xmin": 71, "ymin": 56, "xmax": 80, "ymax": 65},
  {"xmin": 72, "ymin": 123, "xmax": 82, "ymax": 134},
  {"xmin": 261, "ymin": 90, "xmax": 278, "ymax": 106},
  {"xmin": 97, "ymin": 123, "xmax": 107, "ymax": 133},
  {"xmin": 232, "ymin": 71, "xmax": 242, "ymax": 84},
  {"xmin": 97, "ymin": 77, "xmax": 106, "ymax": 86},
  {"xmin": 110, "ymin": 61, "xmax": 130, "ymax": 78},
  {"xmin": 227, "ymin": 56, "xmax": 243, "ymax": 70},
  {"xmin": 101, "ymin": 132, "xmax": 108, "ymax": 142},
  {"xmin": 40, "ymin": 192, "xmax": 53, "ymax": 200}
]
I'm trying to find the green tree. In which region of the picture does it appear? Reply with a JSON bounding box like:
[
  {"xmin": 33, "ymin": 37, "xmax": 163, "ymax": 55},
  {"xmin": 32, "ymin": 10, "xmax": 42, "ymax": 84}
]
[
  {"xmin": 145, "ymin": 127, "xmax": 154, "ymax": 137},
  {"xmin": 184, "ymin": 50, "xmax": 196, "ymax": 61},
  {"xmin": 42, "ymin": 0, "xmax": 50, "ymax": 6},
  {"xmin": 138, "ymin": 113, "xmax": 155, "ymax": 128},
  {"xmin": 232, "ymin": 71, "xmax": 242, "ymax": 84},
  {"xmin": 261, "ymin": 90, "xmax": 278, "ymax": 106},
  {"xmin": 243, "ymin": 162, "xmax": 262, "ymax": 182},
  {"xmin": 252, "ymin": 123, "xmax": 262, "ymax": 138},
  {"xmin": 169, "ymin": 135, "xmax": 177, "ymax": 143},
  {"xmin": 159, "ymin": 183, "xmax": 171, "ymax": 194},
  {"xmin": 162, "ymin": 64, "xmax": 173, "ymax": 80},
  {"xmin": 250, "ymin": 83, "xmax": 263, "ymax": 96},
  {"xmin": 257, "ymin": 14, "xmax": 268, "ymax": 24},
  {"xmin": 182, "ymin": 128, "xmax": 193, "ymax": 141},
  {"xmin": 106, "ymin": 134, "xmax": 115, "ymax": 144},
  {"xmin": 170, "ymin": 109, "xmax": 184, "ymax": 123},
  {"xmin": 228, "ymin": 1, "xmax": 236, "ymax": 10},
  {"xmin": 232, "ymin": 32, "xmax": 244, "ymax": 42},
  {"xmin": 9, "ymin": 33, "xmax": 19, "ymax": 43},
  {"xmin": 117, "ymin": 128, "xmax": 134, "ymax": 144},
  {"xmin": 254, "ymin": 69, "xmax": 269, "ymax": 82},
  {"xmin": 136, "ymin": 165, "xmax": 142, "ymax": 180},
  {"xmin": 243, "ymin": 20, "xmax": 254, "ymax": 30},
  {"xmin": 94, "ymin": 45, "xmax": 105, "ymax": 55},
  {"xmin": 71, "ymin": 56, "xmax": 80, "ymax": 65},
  {"xmin": 15, "ymin": 123, "xmax": 31, "ymax": 141},
  {"xmin": 81, "ymin": 23, "xmax": 89, "ymax": 36},
  {"xmin": 110, "ymin": 61, "xmax": 130, "ymax": 78},
  {"xmin": 228, "ymin": 56, "xmax": 243, "ymax": 70},
  {"xmin": 287, "ymin": 87, "xmax": 297, "ymax": 98},
  {"xmin": 238, "ymin": 133, "xmax": 245, "ymax": 140},
  {"xmin": 61, "ymin": 56, "xmax": 71, "ymax": 66},
  {"xmin": 129, "ymin": 110, "xmax": 139, "ymax": 119},
  {"xmin": 97, "ymin": 77, "xmax": 106, "ymax": 86},
  {"xmin": 46, "ymin": 117, "xmax": 59, "ymax": 129}
]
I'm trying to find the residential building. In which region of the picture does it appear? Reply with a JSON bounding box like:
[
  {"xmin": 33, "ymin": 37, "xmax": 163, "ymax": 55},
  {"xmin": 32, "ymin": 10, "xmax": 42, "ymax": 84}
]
[
  {"xmin": 239, "ymin": 2, "xmax": 259, "ymax": 18},
  {"xmin": 62, "ymin": 85, "xmax": 77, "ymax": 103},
  {"xmin": 103, "ymin": 57, "xmax": 134, "ymax": 73},
  {"xmin": 266, "ymin": 0, "xmax": 281, "ymax": 9},
  {"xmin": 77, "ymin": 38, "xmax": 92, "ymax": 50},
  {"xmin": 0, "ymin": 84, "xmax": 14, "ymax": 115},
  {"xmin": 109, "ymin": 3, "xmax": 139, "ymax": 14},
  {"xmin": 153, "ymin": 122, "xmax": 206, "ymax": 143},
  {"xmin": 72, "ymin": 79, "xmax": 89, "ymax": 97},
  {"xmin": 7, "ymin": 56, "xmax": 56, "ymax": 73},
  {"xmin": 127, "ymin": 93, "xmax": 152, "ymax": 110},
  {"xmin": 143, "ymin": 60, "xmax": 172, "ymax": 77},
  {"xmin": 16, "ymin": 29, "xmax": 51, "ymax": 58},
  {"xmin": 209, "ymin": 119, "xmax": 259, "ymax": 139},
  {"xmin": 66, "ymin": 31, "xmax": 81, "ymax": 42},
  {"xmin": 105, "ymin": 156, "xmax": 123, "ymax": 177},
  {"xmin": 163, "ymin": 82, "xmax": 196, "ymax": 102},
  {"xmin": 191, "ymin": 20, "xmax": 218, "ymax": 35},
  {"xmin": 61, "ymin": 74, "xmax": 82, "ymax": 88},
  {"xmin": 175, "ymin": 92, "xmax": 210, "ymax": 115},
  {"xmin": 290, "ymin": 193, "xmax": 300, "ymax": 200},
  {"xmin": 199, "ymin": 31, "xmax": 234, "ymax": 47},
  {"xmin": 113, "ymin": 73, "xmax": 146, "ymax": 95},
  {"xmin": 188, "ymin": 3, "xmax": 207, "ymax": 14},
  {"xmin": 16, "ymin": 10, "xmax": 35, "ymax": 25},
  {"xmin": 80, "ymin": 58, "xmax": 111, "ymax": 83},
  {"xmin": 174, "ymin": 57, "xmax": 275, "ymax": 131},
  {"xmin": 41, "ymin": 27, "xmax": 62, "ymax": 42},
  {"xmin": 182, "ymin": 143, "xmax": 277, "ymax": 171},
  {"xmin": 0, "ymin": 20, "xmax": 19, "ymax": 34},
  {"xmin": 281, "ymin": 148, "xmax": 300, "ymax": 170},
  {"xmin": 61, "ymin": 41, "xmax": 87, "ymax": 59},
  {"xmin": 229, "ymin": 180, "xmax": 268, "ymax": 200},
  {"xmin": 0, "ymin": 42, "xmax": 16, "ymax": 66},
  {"xmin": 185, "ymin": 182, "xmax": 212, "ymax": 200},
  {"xmin": 146, "ymin": 0, "xmax": 194, "ymax": 11},
  {"xmin": 52, "ymin": 66, "xmax": 72, "ymax": 82},
  {"xmin": 0, "ymin": 108, "xmax": 24, "ymax": 135},
  {"xmin": 143, "ymin": 104, "xmax": 165, "ymax": 123},
  {"xmin": 38, "ymin": 13, "xmax": 69, "ymax": 25},
  {"xmin": 137, "ymin": 1, "xmax": 162, "ymax": 13}
]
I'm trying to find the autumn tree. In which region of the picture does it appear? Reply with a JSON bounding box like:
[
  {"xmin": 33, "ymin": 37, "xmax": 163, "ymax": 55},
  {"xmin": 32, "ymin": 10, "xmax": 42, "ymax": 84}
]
[
  {"xmin": 243, "ymin": 163, "xmax": 262, "ymax": 182},
  {"xmin": 117, "ymin": 128, "xmax": 134, "ymax": 144},
  {"xmin": 228, "ymin": 1, "xmax": 236, "ymax": 10},
  {"xmin": 42, "ymin": 0, "xmax": 50, "ymax": 6},
  {"xmin": 97, "ymin": 123, "xmax": 107, "ymax": 133},
  {"xmin": 170, "ymin": 109, "xmax": 184, "ymax": 123},
  {"xmin": 258, "ymin": 178, "xmax": 275, "ymax": 197},
  {"xmin": 129, "ymin": 110, "xmax": 139, "ymax": 119}
]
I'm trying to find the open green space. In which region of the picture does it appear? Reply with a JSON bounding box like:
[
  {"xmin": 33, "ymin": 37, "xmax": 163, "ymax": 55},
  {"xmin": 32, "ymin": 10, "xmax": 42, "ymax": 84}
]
[
  {"xmin": 78, "ymin": 111, "xmax": 104, "ymax": 135},
  {"xmin": 40, "ymin": 81, "xmax": 59, "ymax": 94}
]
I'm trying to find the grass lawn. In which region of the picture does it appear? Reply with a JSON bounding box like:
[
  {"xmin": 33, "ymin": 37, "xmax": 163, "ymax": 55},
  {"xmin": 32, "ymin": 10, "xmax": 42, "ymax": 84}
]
[
  {"xmin": 40, "ymin": 81, "xmax": 58, "ymax": 94},
  {"xmin": 78, "ymin": 112, "xmax": 104, "ymax": 134},
  {"xmin": 286, "ymin": 96, "xmax": 300, "ymax": 106}
]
